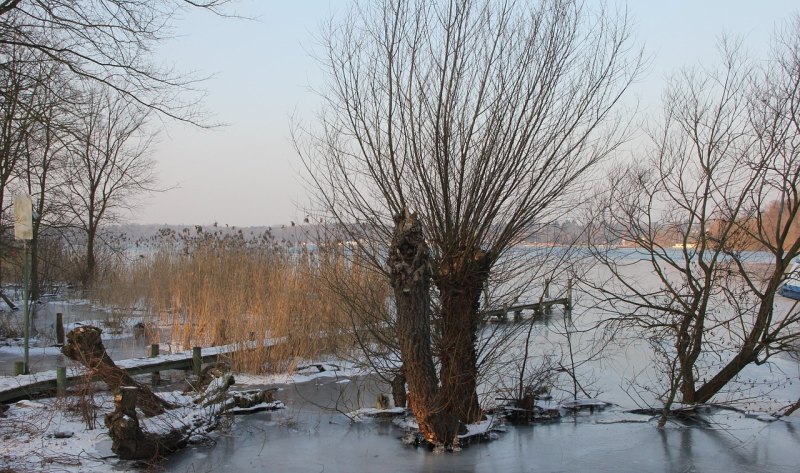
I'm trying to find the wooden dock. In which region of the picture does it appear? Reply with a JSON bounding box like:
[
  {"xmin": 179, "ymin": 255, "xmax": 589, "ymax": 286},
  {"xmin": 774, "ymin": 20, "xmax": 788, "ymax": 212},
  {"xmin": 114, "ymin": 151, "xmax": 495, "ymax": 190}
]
[
  {"xmin": 484, "ymin": 298, "xmax": 571, "ymax": 322},
  {"xmin": 0, "ymin": 341, "xmax": 269, "ymax": 404},
  {"xmin": 484, "ymin": 279, "xmax": 573, "ymax": 322}
]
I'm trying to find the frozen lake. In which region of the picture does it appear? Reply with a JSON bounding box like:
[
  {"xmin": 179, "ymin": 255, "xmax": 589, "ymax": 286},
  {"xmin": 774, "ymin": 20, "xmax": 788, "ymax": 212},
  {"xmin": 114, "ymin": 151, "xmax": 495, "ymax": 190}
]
[{"xmin": 163, "ymin": 373, "xmax": 800, "ymax": 473}]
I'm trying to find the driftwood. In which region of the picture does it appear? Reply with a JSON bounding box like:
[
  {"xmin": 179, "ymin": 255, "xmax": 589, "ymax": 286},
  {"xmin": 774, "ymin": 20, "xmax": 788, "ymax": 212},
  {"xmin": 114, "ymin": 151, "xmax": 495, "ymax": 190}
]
[{"xmin": 61, "ymin": 326, "xmax": 174, "ymax": 416}]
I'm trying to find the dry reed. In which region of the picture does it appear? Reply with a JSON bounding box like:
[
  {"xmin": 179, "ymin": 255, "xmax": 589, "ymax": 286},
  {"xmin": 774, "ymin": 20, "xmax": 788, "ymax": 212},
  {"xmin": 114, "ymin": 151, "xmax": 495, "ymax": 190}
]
[{"xmin": 95, "ymin": 227, "xmax": 389, "ymax": 374}]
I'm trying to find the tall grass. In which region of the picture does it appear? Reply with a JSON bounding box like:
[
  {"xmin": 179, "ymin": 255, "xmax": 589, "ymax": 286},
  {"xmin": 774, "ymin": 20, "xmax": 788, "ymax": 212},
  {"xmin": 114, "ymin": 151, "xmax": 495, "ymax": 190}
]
[{"xmin": 95, "ymin": 226, "xmax": 389, "ymax": 374}]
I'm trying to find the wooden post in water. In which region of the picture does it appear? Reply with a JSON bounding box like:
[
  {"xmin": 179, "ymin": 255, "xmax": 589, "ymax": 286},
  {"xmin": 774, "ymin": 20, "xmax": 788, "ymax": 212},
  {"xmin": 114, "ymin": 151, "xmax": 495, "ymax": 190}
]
[
  {"xmin": 56, "ymin": 366, "xmax": 66, "ymax": 396},
  {"xmin": 150, "ymin": 344, "xmax": 160, "ymax": 386},
  {"xmin": 544, "ymin": 279, "xmax": 552, "ymax": 315},
  {"xmin": 13, "ymin": 361, "xmax": 24, "ymax": 376},
  {"xmin": 55, "ymin": 313, "xmax": 64, "ymax": 346},
  {"xmin": 192, "ymin": 347, "xmax": 202, "ymax": 376},
  {"xmin": 566, "ymin": 278, "xmax": 573, "ymax": 312}
]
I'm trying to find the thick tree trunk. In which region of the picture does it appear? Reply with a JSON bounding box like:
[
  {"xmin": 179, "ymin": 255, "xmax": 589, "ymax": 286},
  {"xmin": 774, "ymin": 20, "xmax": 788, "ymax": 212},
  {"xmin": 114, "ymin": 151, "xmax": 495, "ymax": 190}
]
[
  {"xmin": 389, "ymin": 211, "xmax": 460, "ymax": 445},
  {"xmin": 61, "ymin": 325, "xmax": 174, "ymax": 416},
  {"xmin": 679, "ymin": 367, "xmax": 696, "ymax": 404},
  {"xmin": 435, "ymin": 250, "xmax": 491, "ymax": 424},
  {"xmin": 437, "ymin": 281, "xmax": 483, "ymax": 423}
]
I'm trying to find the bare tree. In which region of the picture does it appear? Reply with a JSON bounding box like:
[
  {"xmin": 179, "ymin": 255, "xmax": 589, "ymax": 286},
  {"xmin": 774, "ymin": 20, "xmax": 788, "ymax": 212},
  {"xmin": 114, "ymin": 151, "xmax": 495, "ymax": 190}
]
[
  {"xmin": 0, "ymin": 44, "xmax": 44, "ymax": 295},
  {"xmin": 0, "ymin": 0, "xmax": 230, "ymax": 123},
  {"xmin": 587, "ymin": 30, "xmax": 800, "ymax": 426},
  {"xmin": 62, "ymin": 86, "xmax": 157, "ymax": 288},
  {"xmin": 299, "ymin": 0, "xmax": 642, "ymax": 445},
  {"xmin": 16, "ymin": 60, "xmax": 74, "ymax": 299}
]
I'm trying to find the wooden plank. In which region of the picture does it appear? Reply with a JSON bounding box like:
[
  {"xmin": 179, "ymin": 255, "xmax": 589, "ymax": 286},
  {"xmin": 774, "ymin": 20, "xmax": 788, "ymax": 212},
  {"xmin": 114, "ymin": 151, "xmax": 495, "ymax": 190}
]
[{"xmin": 1, "ymin": 349, "xmax": 227, "ymax": 404}]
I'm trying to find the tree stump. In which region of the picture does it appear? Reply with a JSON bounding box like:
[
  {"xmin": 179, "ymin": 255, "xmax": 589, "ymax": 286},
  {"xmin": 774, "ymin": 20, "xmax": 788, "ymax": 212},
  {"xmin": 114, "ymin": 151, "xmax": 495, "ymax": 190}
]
[{"xmin": 104, "ymin": 387, "xmax": 184, "ymax": 460}]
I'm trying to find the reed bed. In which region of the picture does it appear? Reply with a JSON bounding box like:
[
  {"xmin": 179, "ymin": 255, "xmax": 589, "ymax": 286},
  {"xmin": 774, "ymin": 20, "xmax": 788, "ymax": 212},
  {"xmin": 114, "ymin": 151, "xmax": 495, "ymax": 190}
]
[{"xmin": 95, "ymin": 227, "xmax": 389, "ymax": 374}]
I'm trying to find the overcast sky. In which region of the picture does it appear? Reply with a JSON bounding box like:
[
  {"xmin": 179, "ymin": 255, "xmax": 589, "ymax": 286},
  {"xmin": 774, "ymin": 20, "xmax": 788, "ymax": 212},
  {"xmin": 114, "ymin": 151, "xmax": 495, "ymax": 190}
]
[{"xmin": 136, "ymin": 0, "xmax": 799, "ymax": 227}]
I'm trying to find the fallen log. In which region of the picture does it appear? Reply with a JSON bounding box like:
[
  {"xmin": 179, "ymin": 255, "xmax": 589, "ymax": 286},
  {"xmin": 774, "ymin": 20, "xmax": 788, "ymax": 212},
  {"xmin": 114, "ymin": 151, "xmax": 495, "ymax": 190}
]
[
  {"xmin": 61, "ymin": 326, "xmax": 174, "ymax": 416},
  {"xmin": 104, "ymin": 371, "xmax": 282, "ymax": 460}
]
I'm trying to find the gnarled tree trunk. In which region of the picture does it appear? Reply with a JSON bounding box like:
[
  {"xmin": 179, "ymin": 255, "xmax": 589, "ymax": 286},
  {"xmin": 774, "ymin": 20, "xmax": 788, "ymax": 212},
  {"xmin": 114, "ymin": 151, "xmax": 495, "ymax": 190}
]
[
  {"xmin": 389, "ymin": 211, "xmax": 460, "ymax": 445},
  {"xmin": 435, "ymin": 252, "xmax": 491, "ymax": 424}
]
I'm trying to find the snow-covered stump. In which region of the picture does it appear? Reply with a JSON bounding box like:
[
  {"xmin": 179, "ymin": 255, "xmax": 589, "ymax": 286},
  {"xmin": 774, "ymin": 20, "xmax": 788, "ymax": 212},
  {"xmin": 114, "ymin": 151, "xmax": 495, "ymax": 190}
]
[{"xmin": 104, "ymin": 387, "xmax": 184, "ymax": 460}]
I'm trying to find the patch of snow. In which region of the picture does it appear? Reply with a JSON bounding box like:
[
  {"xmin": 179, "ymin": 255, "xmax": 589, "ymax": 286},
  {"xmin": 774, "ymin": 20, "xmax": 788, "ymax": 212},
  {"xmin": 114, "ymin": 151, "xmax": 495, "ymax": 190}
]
[
  {"xmin": 228, "ymin": 400, "xmax": 285, "ymax": 414},
  {"xmin": 459, "ymin": 415, "xmax": 495, "ymax": 439},
  {"xmin": 560, "ymin": 398, "xmax": 611, "ymax": 409},
  {"xmin": 346, "ymin": 407, "xmax": 405, "ymax": 422},
  {"xmin": 534, "ymin": 399, "xmax": 560, "ymax": 411},
  {"xmin": 393, "ymin": 414, "xmax": 419, "ymax": 431}
]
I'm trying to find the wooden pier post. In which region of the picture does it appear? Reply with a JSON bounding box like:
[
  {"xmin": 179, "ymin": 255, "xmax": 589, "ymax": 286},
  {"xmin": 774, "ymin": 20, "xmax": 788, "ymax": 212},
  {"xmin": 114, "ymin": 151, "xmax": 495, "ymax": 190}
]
[
  {"xmin": 55, "ymin": 313, "xmax": 64, "ymax": 346},
  {"xmin": 192, "ymin": 347, "xmax": 202, "ymax": 375},
  {"xmin": 56, "ymin": 366, "xmax": 66, "ymax": 396},
  {"xmin": 13, "ymin": 361, "xmax": 24, "ymax": 376},
  {"xmin": 566, "ymin": 278, "xmax": 573, "ymax": 312},
  {"xmin": 544, "ymin": 279, "xmax": 552, "ymax": 315},
  {"xmin": 149, "ymin": 344, "xmax": 160, "ymax": 386}
]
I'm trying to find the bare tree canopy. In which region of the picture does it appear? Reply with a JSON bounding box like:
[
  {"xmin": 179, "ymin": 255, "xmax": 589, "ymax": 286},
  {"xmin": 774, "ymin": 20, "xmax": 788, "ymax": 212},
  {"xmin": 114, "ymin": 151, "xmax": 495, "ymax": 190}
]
[
  {"xmin": 0, "ymin": 0, "xmax": 230, "ymax": 123},
  {"xmin": 587, "ymin": 22, "xmax": 800, "ymax": 426},
  {"xmin": 60, "ymin": 86, "xmax": 158, "ymax": 287},
  {"xmin": 299, "ymin": 0, "xmax": 642, "ymax": 446}
]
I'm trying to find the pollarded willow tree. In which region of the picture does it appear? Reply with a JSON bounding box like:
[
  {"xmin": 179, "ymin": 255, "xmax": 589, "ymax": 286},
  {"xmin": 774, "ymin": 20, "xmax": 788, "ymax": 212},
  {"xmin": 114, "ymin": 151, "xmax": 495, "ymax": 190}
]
[{"xmin": 299, "ymin": 0, "xmax": 642, "ymax": 445}]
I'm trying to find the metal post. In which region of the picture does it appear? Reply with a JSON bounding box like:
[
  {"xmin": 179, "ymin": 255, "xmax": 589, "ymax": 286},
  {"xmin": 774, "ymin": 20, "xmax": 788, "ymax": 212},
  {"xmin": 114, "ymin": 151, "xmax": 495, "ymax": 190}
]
[{"xmin": 22, "ymin": 240, "xmax": 30, "ymax": 374}]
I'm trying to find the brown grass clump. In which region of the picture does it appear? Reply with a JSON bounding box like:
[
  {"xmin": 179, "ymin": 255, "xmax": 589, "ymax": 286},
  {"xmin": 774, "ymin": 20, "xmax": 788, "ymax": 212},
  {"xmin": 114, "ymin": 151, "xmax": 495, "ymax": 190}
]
[{"xmin": 95, "ymin": 226, "xmax": 389, "ymax": 374}]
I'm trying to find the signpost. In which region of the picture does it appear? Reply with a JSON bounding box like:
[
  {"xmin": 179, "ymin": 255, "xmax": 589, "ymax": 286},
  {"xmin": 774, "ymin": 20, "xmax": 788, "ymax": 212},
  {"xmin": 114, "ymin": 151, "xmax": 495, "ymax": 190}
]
[{"xmin": 14, "ymin": 194, "xmax": 33, "ymax": 375}]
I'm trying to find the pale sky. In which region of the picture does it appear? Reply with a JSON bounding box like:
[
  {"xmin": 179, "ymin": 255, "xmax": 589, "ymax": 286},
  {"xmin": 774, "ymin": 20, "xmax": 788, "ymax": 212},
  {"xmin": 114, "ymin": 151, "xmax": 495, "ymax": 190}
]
[{"xmin": 136, "ymin": 0, "xmax": 799, "ymax": 227}]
